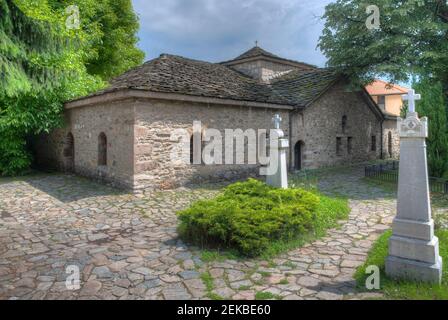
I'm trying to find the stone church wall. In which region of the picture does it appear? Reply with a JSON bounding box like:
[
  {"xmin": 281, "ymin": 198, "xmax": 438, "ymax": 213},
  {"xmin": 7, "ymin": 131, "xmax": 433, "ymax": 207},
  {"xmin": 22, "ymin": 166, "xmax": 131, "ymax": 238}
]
[
  {"xmin": 34, "ymin": 86, "xmax": 399, "ymax": 192},
  {"xmin": 290, "ymin": 83, "xmax": 385, "ymax": 170},
  {"xmin": 133, "ymin": 99, "xmax": 290, "ymax": 190},
  {"xmin": 383, "ymin": 119, "xmax": 400, "ymax": 159},
  {"xmin": 34, "ymin": 101, "xmax": 135, "ymax": 189}
]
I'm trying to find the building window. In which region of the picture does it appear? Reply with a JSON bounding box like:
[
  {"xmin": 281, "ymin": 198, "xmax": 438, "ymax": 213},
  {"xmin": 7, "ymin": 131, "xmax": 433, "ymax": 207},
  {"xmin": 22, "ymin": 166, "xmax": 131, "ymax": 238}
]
[
  {"xmin": 377, "ymin": 95, "xmax": 386, "ymax": 110},
  {"xmin": 98, "ymin": 132, "xmax": 107, "ymax": 166},
  {"xmin": 294, "ymin": 141, "xmax": 305, "ymax": 170},
  {"xmin": 190, "ymin": 136, "xmax": 194, "ymax": 164},
  {"xmin": 336, "ymin": 137, "xmax": 342, "ymax": 156},
  {"xmin": 371, "ymin": 135, "xmax": 377, "ymax": 152},
  {"xmin": 342, "ymin": 115, "xmax": 347, "ymax": 134},
  {"xmin": 63, "ymin": 133, "xmax": 74, "ymax": 158},
  {"xmin": 190, "ymin": 133, "xmax": 204, "ymax": 165},
  {"xmin": 347, "ymin": 137, "xmax": 353, "ymax": 155}
]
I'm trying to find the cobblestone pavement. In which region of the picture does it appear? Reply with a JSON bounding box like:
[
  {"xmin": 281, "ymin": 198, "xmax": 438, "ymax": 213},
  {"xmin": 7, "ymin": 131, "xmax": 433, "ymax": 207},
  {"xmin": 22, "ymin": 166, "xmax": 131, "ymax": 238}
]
[{"xmin": 0, "ymin": 167, "xmax": 397, "ymax": 300}]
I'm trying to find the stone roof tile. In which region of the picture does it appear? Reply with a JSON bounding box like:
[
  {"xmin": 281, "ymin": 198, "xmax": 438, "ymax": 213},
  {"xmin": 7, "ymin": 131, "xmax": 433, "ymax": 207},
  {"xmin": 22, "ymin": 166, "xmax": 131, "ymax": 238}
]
[
  {"xmin": 86, "ymin": 54, "xmax": 340, "ymax": 108},
  {"xmin": 220, "ymin": 46, "xmax": 317, "ymax": 69},
  {"xmin": 270, "ymin": 69, "xmax": 339, "ymax": 106}
]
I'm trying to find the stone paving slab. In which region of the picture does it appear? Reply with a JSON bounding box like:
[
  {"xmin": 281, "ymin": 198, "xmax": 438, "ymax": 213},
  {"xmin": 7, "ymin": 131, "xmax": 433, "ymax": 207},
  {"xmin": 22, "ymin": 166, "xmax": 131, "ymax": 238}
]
[{"xmin": 0, "ymin": 168, "xmax": 397, "ymax": 300}]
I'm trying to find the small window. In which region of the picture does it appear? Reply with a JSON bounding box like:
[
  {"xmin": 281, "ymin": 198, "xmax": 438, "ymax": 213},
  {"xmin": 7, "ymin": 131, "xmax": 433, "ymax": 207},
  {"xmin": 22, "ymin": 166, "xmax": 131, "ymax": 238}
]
[
  {"xmin": 336, "ymin": 137, "xmax": 342, "ymax": 156},
  {"xmin": 190, "ymin": 133, "xmax": 204, "ymax": 165},
  {"xmin": 377, "ymin": 96, "xmax": 386, "ymax": 109},
  {"xmin": 347, "ymin": 137, "xmax": 353, "ymax": 154},
  {"xmin": 190, "ymin": 136, "xmax": 194, "ymax": 164},
  {"xmin": 371, "ymin": 135, "xmax": 377, "ymax": 152},
  {"xmin": 342, "ymin": 115, "xmax": 347, "ymax": 134},
  {"xmin": 63, "ymin": 133, "xmax": 74, "ymax": 158},
  {"xmin": 388, "ymin": 131, "xmax": 393, "ymax": 157},
  {"xmin": 63, "ymin": 132, "xmax": 75, "ymax": 172},
  {"xmin": 98, "ymin": 132, "xmax": 107, "ymax": 166}
]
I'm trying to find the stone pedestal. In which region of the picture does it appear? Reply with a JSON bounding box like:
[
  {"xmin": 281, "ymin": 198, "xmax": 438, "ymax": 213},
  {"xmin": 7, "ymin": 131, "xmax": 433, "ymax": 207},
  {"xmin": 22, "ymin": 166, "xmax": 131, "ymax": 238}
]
[
  {"xmin": 266, "ymin": 129, "xmax": 289, "ymax": 189},
  {"xmin": 385, "ymin": 112, "xmax": 443, "ymax": 283}
]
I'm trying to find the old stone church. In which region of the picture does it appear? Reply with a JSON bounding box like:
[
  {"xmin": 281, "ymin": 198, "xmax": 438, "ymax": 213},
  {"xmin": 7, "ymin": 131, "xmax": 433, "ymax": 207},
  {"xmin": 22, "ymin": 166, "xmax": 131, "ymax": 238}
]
[{"xmin": 34, "ymin": 46, "xmax": 400, "ymax": 191}]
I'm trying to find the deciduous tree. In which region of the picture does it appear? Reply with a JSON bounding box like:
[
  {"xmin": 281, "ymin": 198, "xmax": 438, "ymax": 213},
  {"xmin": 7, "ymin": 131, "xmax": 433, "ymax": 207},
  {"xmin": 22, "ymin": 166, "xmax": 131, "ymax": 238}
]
[{"xmin": 319, "ymin": 0, "xmax": 448, "ymax": 92}]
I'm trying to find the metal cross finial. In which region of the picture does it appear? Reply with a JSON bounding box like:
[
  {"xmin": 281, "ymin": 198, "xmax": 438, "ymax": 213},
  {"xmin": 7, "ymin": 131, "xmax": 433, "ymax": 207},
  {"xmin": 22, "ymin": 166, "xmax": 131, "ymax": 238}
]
[
  {"xmin": 255, "ymin": 40, "xmax": 258, "ymax": 47},
  {"xmin": 273, "ymin": 114, "xmax": 282, "ymax": 129},
  {"xmin": 402, "ymin": 89, "xmax": 421, "ymax": 113}
]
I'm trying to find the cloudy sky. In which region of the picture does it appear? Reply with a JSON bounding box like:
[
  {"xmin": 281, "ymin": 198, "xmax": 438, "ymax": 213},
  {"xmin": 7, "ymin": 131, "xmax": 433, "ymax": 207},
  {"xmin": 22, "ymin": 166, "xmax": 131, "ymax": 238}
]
[{"xmin": 132, "ymin": 0, "xmax": 333, "ymax": 67}]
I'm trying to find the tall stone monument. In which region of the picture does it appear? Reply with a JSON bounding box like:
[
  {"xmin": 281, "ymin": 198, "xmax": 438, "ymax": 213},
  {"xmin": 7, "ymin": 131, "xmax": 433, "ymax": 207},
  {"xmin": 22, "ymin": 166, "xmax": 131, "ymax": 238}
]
[
  {"xmin": 266, "ymin": 114, "xmax": 289, "ymax": 189},
  {"xmin": 385, "ymin": 89, "xmax": 443, "ymax": 284}
]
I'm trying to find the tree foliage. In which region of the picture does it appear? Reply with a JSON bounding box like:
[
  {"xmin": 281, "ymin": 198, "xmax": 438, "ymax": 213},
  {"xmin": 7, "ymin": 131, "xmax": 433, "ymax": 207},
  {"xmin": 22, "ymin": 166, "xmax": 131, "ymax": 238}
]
[
  {"xmin": 319, "ymin": 0, "xmax": 448, "ymax": 177},
  {"xmin": 0, "ymin": 0, "xmax": 143, "ymax": 175},
  {"xmin": 414, "ymin": 78, "xmax": 448, "ymax": 178},
  {"xmin": 319, "ymin": 0, "xmax": 448, "ymax": 88},
  {"xmin": 47, "ymin": 0, "xmax": 144, "ymax": 80}
]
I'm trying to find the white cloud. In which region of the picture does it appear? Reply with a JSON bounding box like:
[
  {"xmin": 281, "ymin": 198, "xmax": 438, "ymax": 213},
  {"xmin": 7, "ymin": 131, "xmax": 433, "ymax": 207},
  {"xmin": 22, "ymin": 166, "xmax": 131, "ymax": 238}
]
[{"xmin": 133, "ymin": 0, "xmax": 333, "ymax": 66}]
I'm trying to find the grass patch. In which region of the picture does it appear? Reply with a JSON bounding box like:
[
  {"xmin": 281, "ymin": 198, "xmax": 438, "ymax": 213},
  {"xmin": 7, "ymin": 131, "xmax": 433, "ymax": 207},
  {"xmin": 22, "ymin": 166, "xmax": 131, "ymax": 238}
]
[
  {"xmin": 259, "ymin": 271, "xmax": 271, "ymax": 277},
  {"xmin": 363, "ymin": 177, "xmax": 397, "ymax": 195},
  {"xmin": 255, "ymin": 291, "xmax": 282, "ymax": 300},
  {"xmin": 355, "ymin": 229, "xmax": 448, "ymax": 300},
  {"xmin": 283, "ymin": 261, "xmax": 296, "ymax": 268},
  {"xmin": 258, "ymin": 193, "xmax": 349, "ymax": 259},
  {"xmin": 433, "ymin": 193, "xmax": 448, "ymax": 209},
  {"xmin": 200, "ymin": 250, "xmax": 240, "ymax": 263},
  {"xmin": 200, "ymin": 272, "xmax": 224, "ymax": 300},
  {"xmin": 237, "ymin": 285, "xmax": 252, "ymax": 291}
]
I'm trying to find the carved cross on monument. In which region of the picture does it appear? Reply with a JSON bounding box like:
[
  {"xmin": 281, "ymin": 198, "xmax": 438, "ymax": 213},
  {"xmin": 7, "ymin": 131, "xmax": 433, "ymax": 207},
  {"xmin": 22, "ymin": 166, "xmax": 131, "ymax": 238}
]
[
  {"xmin": 402, "ymin": 89, "xmax": 421, "ymax": 113},
  {"xmin": 273, "ymin": 114, "xmax": 282, "ymax": 130}
]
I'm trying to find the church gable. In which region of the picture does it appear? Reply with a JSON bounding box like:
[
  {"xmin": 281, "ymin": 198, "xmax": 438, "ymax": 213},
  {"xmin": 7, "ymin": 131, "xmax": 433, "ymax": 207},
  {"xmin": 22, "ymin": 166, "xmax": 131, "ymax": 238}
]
[{"xmin": 220, "ymin": 46, "xmax": 317, "ymax": 83}]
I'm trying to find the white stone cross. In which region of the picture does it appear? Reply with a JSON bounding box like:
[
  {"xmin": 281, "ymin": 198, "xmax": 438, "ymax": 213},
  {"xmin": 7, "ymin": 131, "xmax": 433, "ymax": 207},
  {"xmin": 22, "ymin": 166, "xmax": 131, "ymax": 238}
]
[
  {"xmin": 402, "ymin": 89, "xmax": 421, "ymax": 113},
  {"xmin": 273, "ymin": 114, "xmax": 282, "ymax": 129}
]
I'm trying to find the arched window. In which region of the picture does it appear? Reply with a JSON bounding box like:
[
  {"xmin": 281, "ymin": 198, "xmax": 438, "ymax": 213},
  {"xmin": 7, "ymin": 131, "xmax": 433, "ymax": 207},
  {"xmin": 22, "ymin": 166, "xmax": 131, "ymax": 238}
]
[
  {"xmin": 63, "ymin": 132, "xmax": 74, "ymax": 172},
  {"xmin": 347, "ymin": 137, "xmax": 353, "ymax": 155},
  {"xmin": 190, "ymin": 135, "xmax": 194, "ymax": 164},
  {"xmin": 342, "ymin": 115, "xmax": 347, "ymax": 134},
  {"xmin": 336, "ymin": 137, "xmax": 343, "ymax": 156},
  {"xmin": 388, "ymin": 131, "xmax": 393, "ymax": 158},
  {"xmin": 190, "ymin": 133, "xmax": 204, "ymax": 165},
  {"xmin": 98, "ymin": 132, "xmax": 107, "ymax": 166},
  {"xmin": 294, "ymin": 141, "xmax": 305, "ymax": 170},
  {"xmin": 371, "ymin": 135, "xmax": 377, "ymax": 152}
]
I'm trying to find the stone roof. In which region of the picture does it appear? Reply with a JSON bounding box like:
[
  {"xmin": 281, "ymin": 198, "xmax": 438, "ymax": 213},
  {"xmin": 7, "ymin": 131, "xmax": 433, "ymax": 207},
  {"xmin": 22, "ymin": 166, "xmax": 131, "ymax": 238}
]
[
  {"xmin": 233, "ymin": 46, "xmax": 283, "ymax": 61},
  {"xmin": 221, "ymin": 46, "xmax": 317, "ymax": 69},
  {"xmin": 87, "ymin": 54, "xmax": 339, "ymax": 108},
  {"xmin": 270, "ymin": 69, "xmax": 339, "ymax": 106}
]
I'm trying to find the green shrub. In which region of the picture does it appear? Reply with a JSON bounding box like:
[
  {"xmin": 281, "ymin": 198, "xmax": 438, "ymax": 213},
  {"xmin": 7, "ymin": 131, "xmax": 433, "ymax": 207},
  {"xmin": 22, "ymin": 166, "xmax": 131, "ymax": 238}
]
[
  {"xmin": 177, "ymin": 179, "xmax": 320, "ymax": 256},
  {"xmin": 355, "ymin": 229, "xmax": 448, "ymax": 300}
]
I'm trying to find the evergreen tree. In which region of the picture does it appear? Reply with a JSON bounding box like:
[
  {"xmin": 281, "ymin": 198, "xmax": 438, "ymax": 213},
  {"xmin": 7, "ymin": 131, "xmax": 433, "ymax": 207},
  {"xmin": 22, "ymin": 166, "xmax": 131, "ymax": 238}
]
[
  {"xmin": 0, "ymin": 0, "xmax": 144, "ymax": 175},
  {"xmin": 0, "ymin": 0, "xmax": 103, "ymax": 175},
  {"xmin": 414, "ymin": 78, "xmax": 448, "ymax": 178}
]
